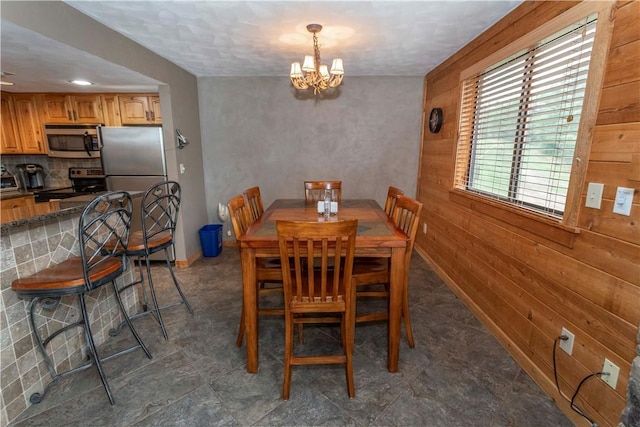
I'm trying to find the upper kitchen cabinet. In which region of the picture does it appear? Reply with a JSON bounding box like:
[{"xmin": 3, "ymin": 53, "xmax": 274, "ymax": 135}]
[
  {"xmin": 1, "ymin": 94, "xmax": 21, "ymax": 154},
  {"xmin": 39, "ymin": 94, "xmax": 103, "ymax": 124},
  {"xmin": 10, "ymin": 94, "xmax": 46, "ymax": 154},
  {"xmin": 118, "ymin": 95, "xmax": 162, "ymax": 125},
  {"xmin": 100, "ymin": 95, "xmax": 122, "ymax": 126}
]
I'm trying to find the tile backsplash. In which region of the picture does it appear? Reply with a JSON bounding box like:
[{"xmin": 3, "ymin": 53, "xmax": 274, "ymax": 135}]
[{"xmin": 1, "ymin": 155, "xmax": 102, "ymax": 189}]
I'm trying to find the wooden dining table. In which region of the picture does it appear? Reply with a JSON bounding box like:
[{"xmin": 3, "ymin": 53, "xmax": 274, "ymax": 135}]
[{"xmin": 237, "ymin": 199, "xmax": 409, "ymax": 373}]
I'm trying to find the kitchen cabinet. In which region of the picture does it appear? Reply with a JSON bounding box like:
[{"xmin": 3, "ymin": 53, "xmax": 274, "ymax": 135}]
[
  {"xmin": 39, "ymin": 94, "xmax": 103, "ymax": 124},
  {"xmin": 101, "ymin": 95, "xmax": 122, "ymax": 126},
  {"xmin": 118, "ymin": 95, "xmax": 162, "ymax": 124},
  {"xmin": 12, "ymin": 94, "xmax": 46, "ymax": 154},
  {"xmin": 0, "ymin": 196, "xmax": 59, "ymax": 224},
  {"xmin": 0, "ymin": 195, "xmax": 35, "ymax": 222},
  {"xmin": 1, "ymin": 94, "xmax": 21, "ymax": 154}
]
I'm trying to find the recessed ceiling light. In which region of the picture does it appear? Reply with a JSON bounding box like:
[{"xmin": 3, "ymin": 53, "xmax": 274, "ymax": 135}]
[{"xmin": 70, "ymin": 80, "xmax": 93, "ymax": 86}]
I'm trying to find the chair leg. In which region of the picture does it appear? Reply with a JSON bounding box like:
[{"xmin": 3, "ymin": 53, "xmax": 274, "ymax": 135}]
[
  {"xmin": 403, "ymin": 283, "xmax": 415, "ymax": 348},
  {"xmin": 27, "ymin": 297, "xmax": 88, "ymax": 404},
  {"xmin": 109, "ymin": 256, "xmax": 153, "ymax": 337},
  {"xmin": 164, "ymin": 247, "xmax": 193, "ymax": 314},
  {"xmin": 144, "ymin": 255, "xmax": 169, "ymax": 340},
  {"xmin": 236, "ymin": 303, "xmax": 245, "ymax": 347},
  {"xmin": 282, "ymin": 312, "xmax": 294, "ymax": 400},
  {"xmin": 111, "ymin": 281, "xmax": 152, "ymax": 360},
  {"xmin": 79, "ymin": 293, "xmax": 116, "ymax": 405}
]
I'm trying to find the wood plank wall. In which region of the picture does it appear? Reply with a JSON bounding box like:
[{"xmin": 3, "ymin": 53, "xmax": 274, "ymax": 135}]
[{"xmin": 415, "ymin": 1, "xmax": 639, "ymax": 426}]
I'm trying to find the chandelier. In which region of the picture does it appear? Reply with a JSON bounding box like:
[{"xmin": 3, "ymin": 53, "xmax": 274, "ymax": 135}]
[{"xmin": 290, "ymin": 24, "xmax": 344, "ymax": 94}]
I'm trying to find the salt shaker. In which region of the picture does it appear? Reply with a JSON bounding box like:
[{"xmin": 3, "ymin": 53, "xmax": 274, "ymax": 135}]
[{"xmin": 323, "ymin": 188, "xmax": 331, "ymax": 219}]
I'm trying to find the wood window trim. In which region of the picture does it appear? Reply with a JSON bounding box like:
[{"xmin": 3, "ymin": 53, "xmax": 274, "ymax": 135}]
[{"xmin": 450, "ymin": 1, "xmax": 615, "ymax": 248}]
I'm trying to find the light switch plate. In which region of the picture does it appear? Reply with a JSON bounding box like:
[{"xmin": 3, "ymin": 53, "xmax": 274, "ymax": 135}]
[
  {"xmin": 585, "ymin": 183, "xmax": 604, "ymax": 209},
  {"xmin": 613, "ymin": 187, "xmax": 634, "ymax": 216}
]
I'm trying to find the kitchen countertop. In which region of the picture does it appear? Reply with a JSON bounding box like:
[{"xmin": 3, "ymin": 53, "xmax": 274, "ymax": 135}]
[
  {"xmin": 1, "ymin": 190, "xmax": 145, "ymax": 232},
  {"xmin": 58, "ymin": 190, "xmax": 144, "ymax": 208}
]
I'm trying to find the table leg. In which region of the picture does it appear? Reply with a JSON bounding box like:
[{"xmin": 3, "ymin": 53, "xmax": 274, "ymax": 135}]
[
  {"xmin": 240, "ymin": 247, "xmax": 258, "ymax": 373},
  {"xmin": 388, "ymin": 246, "xmax": 405, "ymax": 372}
]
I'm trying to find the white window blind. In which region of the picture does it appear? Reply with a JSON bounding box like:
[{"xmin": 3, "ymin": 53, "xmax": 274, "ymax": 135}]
[{"xmin": 455, "ymin": 15, "xmax": 597, "ymax": 218}]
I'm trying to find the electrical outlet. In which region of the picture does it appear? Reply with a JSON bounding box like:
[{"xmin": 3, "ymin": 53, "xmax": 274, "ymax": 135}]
[
  {"xmin": 601, "ymin": 358, "xmax": 620, "ymax": 389},
  {"xmin": 423, "ymin": 223, "xmax": 427, "ymax": 234},
  {"xmin": 559, "ymin": 327, "xmax": 575, "ymax": 355}
]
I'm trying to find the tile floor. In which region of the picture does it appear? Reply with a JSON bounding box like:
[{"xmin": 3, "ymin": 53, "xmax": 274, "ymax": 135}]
[{"xmin": 10, "ymin": 249, "xmax": 572, "ymax": 426}]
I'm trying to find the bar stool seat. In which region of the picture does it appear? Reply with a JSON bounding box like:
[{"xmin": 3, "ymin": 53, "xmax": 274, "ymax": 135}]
[
  {"xmin": 12, "ymin": 257, "xmax": 122, "ymax": 296},
  {"xmin": 125, "ymin": 230, "xmax": 172, "ymax": 253}
]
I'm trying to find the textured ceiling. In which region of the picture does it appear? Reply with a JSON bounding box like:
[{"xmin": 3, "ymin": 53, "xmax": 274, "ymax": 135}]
[{"xmin": 1, "ymin": 0, "xmax": 523, "ymax": 93}]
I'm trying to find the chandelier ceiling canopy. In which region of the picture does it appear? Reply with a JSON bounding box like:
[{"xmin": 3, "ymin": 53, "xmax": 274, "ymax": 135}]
[{"xmin": 290, "ymin": 24, "xmax": 344, "ymax": 95}]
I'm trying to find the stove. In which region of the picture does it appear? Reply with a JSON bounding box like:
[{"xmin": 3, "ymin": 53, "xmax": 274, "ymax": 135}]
[{"xmin": 34, "ymin": 167, "xmax": 106, "ymax": 203}]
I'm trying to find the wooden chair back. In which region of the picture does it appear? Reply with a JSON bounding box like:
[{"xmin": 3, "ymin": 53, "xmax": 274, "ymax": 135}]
[
  {"xmin": 384, "ymin": 186, "xmax": 404, "ymax": 217},
  {"xmin": 277, "ymin": 220, "xmax": 357, "ymax": 309},
  {"xmin": 304, "ymin": 180, "xmax": 342, "ymax": 203},
  {"xmin": 392, "ymin": 195, "xmax": 423, "ymax": 267},
  {"xmin": 227, "ymin": 194, "xmax": 252, "ymax": 239},
  {"xmin": 243, "ymin": 186, "xmax": 264, "ymax": 223}
]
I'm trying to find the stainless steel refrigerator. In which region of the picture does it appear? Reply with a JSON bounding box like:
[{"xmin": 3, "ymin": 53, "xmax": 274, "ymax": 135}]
[
  {"xmin": 99, "ymin": 126, "xmax": 167, "ymax": 190},
  {"xmin": 98, "ymin": 126, "xmax": 170, "ymax": 260}
]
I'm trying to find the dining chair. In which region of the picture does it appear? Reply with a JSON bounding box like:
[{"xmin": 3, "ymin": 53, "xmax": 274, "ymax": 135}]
[
  {"xmin": 11, "ymin": 191, "xmax": 152, "ymax": 405},
  {"xmin": 276, "ymin": 219, "xmax": 358, "ymax": 399},
  {"xmin": 304, "ymin": 180, "xmax": 342, "ymax": 203},
  {"xmin": 384, "ymin": 185, "xmax": 404, "ymax": 217},
  {"xmin": 110, "ymin": 181, "xmax": 193, "ymax": 340},
  {"xmin": 243, "ymin": 185, "xmax": 264, "ymax": 223},
  {"xmin": 228, "ymin": 194, "xmax": 284, "ymax": 347},
  {"xmin": 352, "ymin": 194, "xmax": 423, "ymax": 348}
]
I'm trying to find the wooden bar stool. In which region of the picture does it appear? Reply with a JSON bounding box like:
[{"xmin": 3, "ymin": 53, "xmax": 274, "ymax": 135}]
[
  {"xmin": 11, "ymin": 191, "xmax": 152, "ymax": 405},
  {"xmin": 109, "ymin": 181, "xmax": 193, "ymax": 340}
]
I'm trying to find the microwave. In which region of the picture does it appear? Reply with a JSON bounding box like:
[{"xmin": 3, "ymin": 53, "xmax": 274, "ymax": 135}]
[{"xmin": 44, "ymin": 124, "xmax": 101, "ymax": 158}]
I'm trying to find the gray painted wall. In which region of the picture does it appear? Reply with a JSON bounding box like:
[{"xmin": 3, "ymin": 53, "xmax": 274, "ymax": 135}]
[{"xmin": 198, "ymin": 76, "xmax": 423, "ymax": 239}]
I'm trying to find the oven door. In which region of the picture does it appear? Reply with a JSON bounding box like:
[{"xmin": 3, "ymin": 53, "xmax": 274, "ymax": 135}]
[{"xmin": 45, "ymin": 124, "xmax": 101, "ymax": 158}]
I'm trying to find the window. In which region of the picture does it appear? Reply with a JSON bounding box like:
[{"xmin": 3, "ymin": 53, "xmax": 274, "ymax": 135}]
[{"xmin": 455, "ymin": 15, "xmax": 597, "ymax": 219}]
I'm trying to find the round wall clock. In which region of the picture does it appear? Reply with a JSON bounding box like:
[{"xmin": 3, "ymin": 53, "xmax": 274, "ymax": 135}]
[{"xmin": 429, "ymin": 107, "xmax": 443, "ymax": 133}]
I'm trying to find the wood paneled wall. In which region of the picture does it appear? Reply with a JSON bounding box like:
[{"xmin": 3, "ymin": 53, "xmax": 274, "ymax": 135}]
[{"xmin": 415, "ymin": 2, "xmax": 639, "ymax": 426}]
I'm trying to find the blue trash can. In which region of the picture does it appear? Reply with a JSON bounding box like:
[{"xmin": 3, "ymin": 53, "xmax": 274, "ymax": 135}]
[{"xmin": 199, "ymin": 224, "xmax": 223, "ymax": 257}]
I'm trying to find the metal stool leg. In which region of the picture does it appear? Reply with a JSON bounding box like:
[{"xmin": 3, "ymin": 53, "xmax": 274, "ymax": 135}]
[
  {"xmin": 164, "ymin": 247, "xmax": 193, "ymax": 314},
  {"xmin": 144, "ymin": 254, "xmax": 169, "ymax": 339},
  {"xmin": 27, "ymin": 297, "xmax": 93, "ymax": 404},
  {"xmin": 111, "ymin": 280, "xmax": 152, "ymax": 360},
  {"xmin": 79, "ymin": 293, "xmax": 116, "ymax": 405},
  {"xmin": 109, "ymin": 255, "xmax": 159, "ymax": 337}
]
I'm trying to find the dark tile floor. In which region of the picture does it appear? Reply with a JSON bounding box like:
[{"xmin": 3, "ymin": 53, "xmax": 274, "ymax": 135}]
[{"xmin": 10, "ymin": 249, "xmax": 572, "ymax": 426}]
